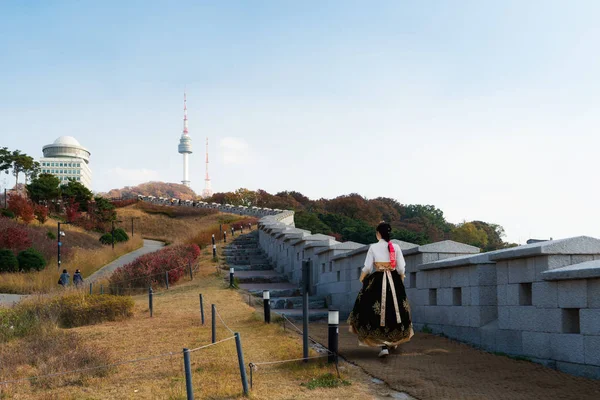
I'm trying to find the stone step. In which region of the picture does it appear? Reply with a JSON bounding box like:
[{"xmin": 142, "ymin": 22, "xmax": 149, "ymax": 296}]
[
  {"xmin": 273, "ymin": 308, "xmax": 329, "ymax": 322},
  {"xmin": 226, "ymin": 257, "xmax": 269, "ymax": 265},
  {"xmin": 235, "ymin": 275, "xmax": 289, "ymax": 284},
  {"xmin": 226, "ymin": 264, "xmax": 273, "ymax": 271},
  {"xmin": 240, "ymin": 283, "xmax": 301, "ymax": 298},
  {"xmin": 270, "ymin": 296, "xmax": 326, "ymax": 310},
  {"xmin": 223, "ymin": 249, "xmax": 264, "ymax": 256}
]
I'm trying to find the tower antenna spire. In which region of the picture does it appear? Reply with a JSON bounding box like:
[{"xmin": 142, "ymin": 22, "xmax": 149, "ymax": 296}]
[
  {"xmin": 202, "ymin": 137, "xmax": 213, "ymax": 198},
  {"xmin": 178, "ymin": 90, "xmax": 192, "ymax": 187}
]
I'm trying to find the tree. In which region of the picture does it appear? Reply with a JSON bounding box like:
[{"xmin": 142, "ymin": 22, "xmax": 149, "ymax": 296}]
[
  {"xmin": 10, "ymin": 150, "xmax": 35, "ymax": 188},
  {"xmin": 26, "ymin": 173, "xmax": 61, "ymax": 204},
  {"xmin": 7, "ymin": 194, "xmax": 35, "ymax": 224},
  {"xmin": 451, "ymin": 222, "xmax": 488, "ymax": 249},
  {"xmin": 92, "ymin": 196, "xmax": 116, "ymax": 223},
  {"xmin": 17, "ymin": 248, "xmax": 46, "ymax": 272},
  {"xmin": 0, "ymin": 147, "xmax": 11, "ymax": 175},
  {"xmin": 471, "ymin": 221, "xmax": 506, "ymax": 251},
  {"xmin": 61, "ymin": 179, "xmax": 93, "ymax": 211},
  {"xmin": 65, "ymin": 199, "xmax": 81, "ymax": 223},
  {"xmin": 0, "ymin": 249, "xmax": 18, "ymax": 272},
  {"xmin": 34, "ymin": 204, "xmax": 49, "ymax": 224},
  {"xmin": 234, "ymin": 188, "xmax": 258, "ymax": 207}
]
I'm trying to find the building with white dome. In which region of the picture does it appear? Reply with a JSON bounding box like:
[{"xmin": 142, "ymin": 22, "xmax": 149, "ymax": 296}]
[{"xmin": 39, "ymin": 136, "xmax": 92, "ymax": 189}]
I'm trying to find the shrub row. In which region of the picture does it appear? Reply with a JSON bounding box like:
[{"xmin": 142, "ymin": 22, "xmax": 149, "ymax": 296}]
[
  {"xmin": 99, "ymin": 228, "xmax": 129, "ymax": 245},
  {"xmin": 0, "ymin": 248, "xmax": 46, "ymax": 272},
  {"xmin": 108, "ymin": 243, "xmax": 201, "ymax": 291}
]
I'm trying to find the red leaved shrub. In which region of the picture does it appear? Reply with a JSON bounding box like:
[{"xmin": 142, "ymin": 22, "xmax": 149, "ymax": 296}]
[
  {"xmin": 8, "ymin": 195, "xmax": 35, "ymax": 224},
  {"xmin": 108, "ymin": 244, "xmax": 200, "ymax": 291},
  {"xmin": 0, "ymin": 226, "xmax": 32, "ymax": 253},
  {"xmin": 65, "ymin": 200, "xmax": 80, "ymax": 223},
  {"xmin": 34, "ymin": 205, "xmax": 49, "ymax": 224}
]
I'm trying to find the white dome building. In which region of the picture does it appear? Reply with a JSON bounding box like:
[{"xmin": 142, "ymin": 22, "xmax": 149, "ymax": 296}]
[{"xmin": 39, "ymin": 136, "xmax": 92, "ymax": 189}]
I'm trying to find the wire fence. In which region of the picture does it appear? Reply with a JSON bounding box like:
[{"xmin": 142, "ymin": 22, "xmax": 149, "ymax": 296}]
[{"xmin": 1, "ymin": 232, "xmax": 339, "ymax": 398}]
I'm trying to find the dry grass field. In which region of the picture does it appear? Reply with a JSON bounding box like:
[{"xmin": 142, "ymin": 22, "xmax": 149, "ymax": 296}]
[
  {"xmin": 0, "ymin": 217, "xmax": 143, "ymax": 294},
  {"xmin": 0, "ymin": 242, "xmax": 384, "ymax": 400}
]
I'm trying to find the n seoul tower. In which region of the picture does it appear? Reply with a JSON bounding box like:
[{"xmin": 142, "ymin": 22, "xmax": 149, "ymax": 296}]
[{"xmin": 178, "ymin": 92, "xmax": 192, "ymax": 187}]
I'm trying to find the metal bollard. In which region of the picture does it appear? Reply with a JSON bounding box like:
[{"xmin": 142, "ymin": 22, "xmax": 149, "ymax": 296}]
[
  {"xmin": 199, "ymin": 294, "xmax": 205, "ymax": 325},
  {"xmin": 263, "ymin": 290, "xmax": 271, "ymax": 324},
  {"xmin": 302, "ymin": 260, "xmax": 310, "ymax": 362},
  {"xmin": 231, "ymin": 226, "xmax": 234, "ymax": 237},
  {"xmin": 149, "ymin": 286, "xmax": 154, "ymax": 317},
  {"xmin": 219, "ymin": 224, "xmax": 222, "ymax": 234},
  {"xmin": 165, "ymin": 271, "xmax": 169, "ymax": 290},
  {"xmin": 328, "ymin": 309, "xmax": 339, "ymax": 364},
  {"xmin": 100, "ymin": 284, "xmax": 104, "ymax": 295},
  {"xmin": 249, "ymin": 222, "xmax": 252, "ymax": 231},
  {"xmin": 241, "ymin": 225, "xmax": 243, "ymax": 234},
  {"xmin": 189, "ymin": 262, "xmax": 193, "ymax": 280},
  {"xmin": 89, "ymin": 282, "xmax": 93, "ymax": 295},
  {"xmin": 229, "ymin": 267, "xmax": 235, "ymax": 288},
  {"xmin": 211, "ymin": 304, "xmax": 216, "ymax": 343},
  {"xmin": 212, "ymin": 234, "xmax": 217, "ymax": 260},
  {"xmin": 223, "ymin": 231, "xmax": 227, "ymax": 243},
  {"xmin": 234, "ymin": 333, "xmax": 249, "ymax": 395},
  {"xmin": 183, "ymin": 348, "xmax": 194, "ymax": 400}
]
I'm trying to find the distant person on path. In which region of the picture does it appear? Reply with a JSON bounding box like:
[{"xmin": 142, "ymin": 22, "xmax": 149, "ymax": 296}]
[
  {"xmin": 59, "ymin": 269, "xmax": 71, "ymax": 287},
  {"xmin": 348, "ymin": 222, "xmax": 414, "ymax": 358},
  {"xmin": 73, "ymin": 269, "xmax": 83, "ymax": 287}
]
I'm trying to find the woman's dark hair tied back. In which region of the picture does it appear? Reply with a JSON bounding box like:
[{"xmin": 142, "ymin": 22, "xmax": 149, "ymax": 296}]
[{"xmin": 376, "ymin": 221, "xmax": 392, "ymax": 242}]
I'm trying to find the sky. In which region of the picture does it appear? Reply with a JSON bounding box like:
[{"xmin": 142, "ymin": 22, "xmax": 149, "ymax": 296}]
[{"xmin": 1, "ymin": 1, "xmax": 599, "ymax": 244}]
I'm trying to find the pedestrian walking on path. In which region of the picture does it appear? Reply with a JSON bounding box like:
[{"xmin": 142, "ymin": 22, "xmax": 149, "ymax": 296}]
[
  {"xmin": 73, "ymin": 269, "xmax": 84, "ymax": 287},
  {"xmin": 348, "ymin": 222, "xmax": 414, "ymax": 357},
  {"xmin": 58, "ymin": 269, "xmax": 71, "ymax": 287}
]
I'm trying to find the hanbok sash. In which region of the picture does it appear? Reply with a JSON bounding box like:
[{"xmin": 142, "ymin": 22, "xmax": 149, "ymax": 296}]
[{"xmin": 374, "ymin": 262, "xmax": 402, "ymax": 327}]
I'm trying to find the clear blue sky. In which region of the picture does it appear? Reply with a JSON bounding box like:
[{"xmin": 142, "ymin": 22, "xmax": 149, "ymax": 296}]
[{"xmin": 1, "ymin": 1, "xmax": 599, "ymax": 243}]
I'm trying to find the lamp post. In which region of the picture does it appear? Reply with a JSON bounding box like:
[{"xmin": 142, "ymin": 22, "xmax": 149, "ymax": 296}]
[
  {"xmin": 130, "ymin": 216, "xmax": 140, "ymax": 237},
  {"xmin": 57, "ymin": 221, "xmax": 70, "ymax": 271},
  {"xmin": 111, "ymin": 220, "xmax": 123, "ymax": 250}
]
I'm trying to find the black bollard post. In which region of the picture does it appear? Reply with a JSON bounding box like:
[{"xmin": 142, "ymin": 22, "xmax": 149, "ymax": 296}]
[
  {"xmin": 100, "ymin": 284, "xmax": 104, "ymax": 295},
  {"xmin": 263, "ymin": 290, "xmax": 271, "ymax": 324},
  {"xmin": 189, "ymin": 262, "xmax": 193, "ymax": 280},
  {"xmin": 229, "ymin": 267, "xmax": 234, "ymax": 288},
  {"xmin": 219, "ymin": 224, "xmax": 222, "ymax": 234},
  {"xmin": 211, "ymin": 304, "xmax": 216, "ymax": 343},
  {"xmin": 212, "ymin": 234, "xmax": 217, "ymax": 260},
  {"xmin": 302, "ymin": 260, "xmax": 310, "ymax": 362},
  {"xmin": 223, "ymin": 231, "xmax": 227, "ymax": 243},
  {"xmin": 165, "ymin": 271, "xmax": 169, "ymax": 290},
  {"xmin": 183, "ymin": 348, "xmax": 194, "ymax": 400},
  {"xmin": 149, "ymin": 286, "xmax": 154, "ymax": 317},
  {"xmin": 199, "ymin": 294, "xmax": 205, "ymax": 325},
  {"xmin": 231, "ymin": 226, "xmax": 234, "ymax": 237},
  {"xmin": 234, "ymin": 333, "xmax": 249, "ymax": 396},
  {"xmin": 328, "ymin": 309, "xmax": 339, "ymax": 364},
  {"xmin": 89, "ymin": 282, "xmax": 93, "ymax": 295},
  {"xmin": 241, "ymin": 224, "xmax": 243, "ymax": 234}
]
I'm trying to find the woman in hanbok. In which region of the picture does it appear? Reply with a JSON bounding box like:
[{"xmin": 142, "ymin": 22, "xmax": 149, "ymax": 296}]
[{"xmin": 348, "ymin": 222, "xmax": 414, "ymax": 357}]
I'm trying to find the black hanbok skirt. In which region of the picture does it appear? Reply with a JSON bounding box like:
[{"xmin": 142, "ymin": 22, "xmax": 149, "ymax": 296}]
[{"xmin": 347, "ymin": 268, "xmax": 414, "ymax": 347}]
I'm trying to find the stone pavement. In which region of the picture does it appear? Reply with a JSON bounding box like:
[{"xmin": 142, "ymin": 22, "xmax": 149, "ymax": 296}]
[{"xmin": 310, "ymin": 323, "xmax": 600, "ymax": 400}]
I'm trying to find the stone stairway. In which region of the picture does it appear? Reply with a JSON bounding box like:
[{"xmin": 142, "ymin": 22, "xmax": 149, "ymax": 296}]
[{"xmin": 224, "ymin": 231, "xmax": 328, "ymax": 321}]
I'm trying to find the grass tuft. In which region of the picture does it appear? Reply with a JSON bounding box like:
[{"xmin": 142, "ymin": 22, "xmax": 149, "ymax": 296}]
[{"xmin": 301, "ymin": 373, "xmax": 351, "ymax": 390}]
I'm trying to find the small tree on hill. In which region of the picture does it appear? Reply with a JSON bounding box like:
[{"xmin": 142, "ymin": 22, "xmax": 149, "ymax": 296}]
[
  {"xmin": 0, "ymin": 249, "xmax": 18, "ymax": 272},
  {"xmin": 7, "ymin": 194, "xmax": 35, "ymax": 224},
  {"xmin": 61, "ymin": 179, "xmax": 93, "ymax": 211},
  {"xmin": 34, "ymin": 204, "xmax": 49, "ymax": 224},
  {"xmin": 65, "ymin": 199, "xmax": 80, "ymax": 223},
  {"xmin": 27, "ymin": 173, "xmax": 60, "ymax": 204},
  {"xmin": 17, "ymin": 248, "xmax": 46, "ymax": 271}
]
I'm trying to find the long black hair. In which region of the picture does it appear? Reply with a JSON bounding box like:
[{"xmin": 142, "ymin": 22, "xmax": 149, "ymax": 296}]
[{"xmin": 376, "ymin": 221, "xmax": 392, "ymax": 242}]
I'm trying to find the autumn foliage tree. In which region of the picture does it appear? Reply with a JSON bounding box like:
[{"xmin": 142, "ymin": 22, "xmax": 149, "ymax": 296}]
[
  {"xmin": 65, "ymin": 200, "xmax": 81, "ymax": 223},
  {"xmin": 7, "ymin": 194, "xmax": 35, "ymax": 224},
  {"xmin": 34, "ymin": 204, "xmax": 49, "ymax": 224}
]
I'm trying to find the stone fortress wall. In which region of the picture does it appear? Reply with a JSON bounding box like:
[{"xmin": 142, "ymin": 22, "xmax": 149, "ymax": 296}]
[{"xmin": 141, "ymin": 197, "xmax": 600, "ymax": 379}]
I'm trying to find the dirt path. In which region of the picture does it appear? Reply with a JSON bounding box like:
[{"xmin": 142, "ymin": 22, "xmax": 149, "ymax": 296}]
[{"xmin": 310, "ymin": 323, "xmax": 600, "ymax": 400}]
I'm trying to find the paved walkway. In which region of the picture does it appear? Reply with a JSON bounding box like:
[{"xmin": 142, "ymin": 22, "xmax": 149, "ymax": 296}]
[
  {"xmin": 310, "ymin": 323, "xmax": 600, "ymax": 400},
  {"xmin": 86, "ymin": 239, "xmax": 164, "ymax": 283}
]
